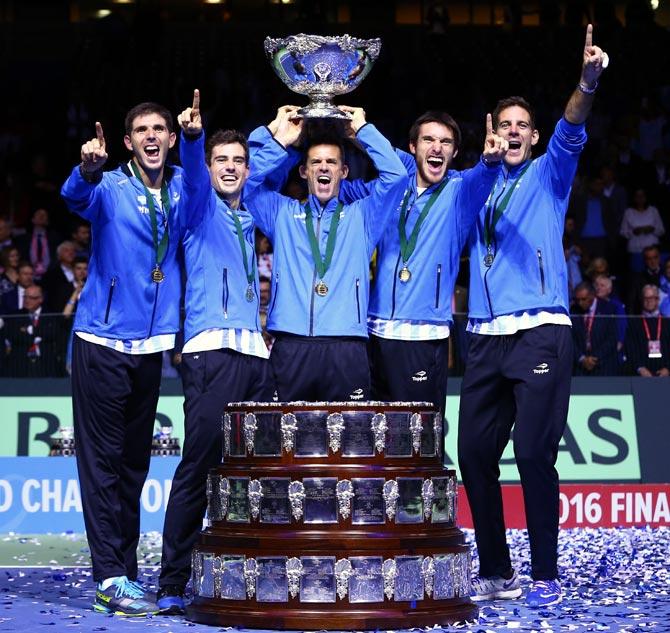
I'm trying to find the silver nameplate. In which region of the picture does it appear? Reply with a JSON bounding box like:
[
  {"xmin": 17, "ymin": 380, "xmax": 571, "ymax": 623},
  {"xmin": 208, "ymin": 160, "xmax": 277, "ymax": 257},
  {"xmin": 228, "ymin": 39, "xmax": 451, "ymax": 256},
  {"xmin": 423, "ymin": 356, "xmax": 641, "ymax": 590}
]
[
  {"xmin": 295, "ymin": 411, "xmax": 329, "ymax": 457},
  {"xmin": 226, "ymin": 477, "xmax": 250, "ymax": 523},
  {"xmin": 256, "ymin": 557, "xmax": 288, "ymax": 602},
  {"xmin": 342, "ymin": 412, "xmax": 375, "ymax": 457},
  {"xmin": 385, "ymin": 412, "xmax": 412, "ymax": 457},
  {"xmin": 303, "ymin": 477, "xmax": 338, "ymax": 524},
  {"xmin": 394, "ymin": 555, "xmax": 424, "ymax": 602},
  {"xmin": 254, "ymin": 412, "xmax": 283, "ymax": 456},
  {"xmin": 300, "ymin": 556, "xmax": 336, "ymax": 603},
  {"xmin": 352, "ymin": 478, "xmax": 385, "ymax": 525},
  {"xmin": 260, "ymin": 477, "xmax": 291, "ymax": 524},
  {"xmin": 348, "ymin": 556, "xmax": 384, "ymax": 603},
  {"xmin": 220, "ymin": 556, "xmax": 246, "ymax": 600},
  {"xmin": 395, "ymin": 477, "xmax": 424, "ymax": 524}
]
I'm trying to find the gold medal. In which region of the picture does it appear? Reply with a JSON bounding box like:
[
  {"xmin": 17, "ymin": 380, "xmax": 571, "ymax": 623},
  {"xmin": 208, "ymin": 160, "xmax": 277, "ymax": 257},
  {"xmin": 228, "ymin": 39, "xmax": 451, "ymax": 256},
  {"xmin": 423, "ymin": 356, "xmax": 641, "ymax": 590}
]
[
  {"xmin": 399, "ymin": 266, "xmax": 412, "ymax": 283},
  {"xmin": 315, "ymin": 281, "xmax": 329, "ymax": 297},
  {"xmin": 151, "ymin": 266, "xmax": 165, "ymax": 283},
  {"xmin": 245, "ymin": 284, "xmax": 255, "ymax": 302},
  {"xmin": 483, "ymin": 253, "xmax": 494, "ymax": 267}
]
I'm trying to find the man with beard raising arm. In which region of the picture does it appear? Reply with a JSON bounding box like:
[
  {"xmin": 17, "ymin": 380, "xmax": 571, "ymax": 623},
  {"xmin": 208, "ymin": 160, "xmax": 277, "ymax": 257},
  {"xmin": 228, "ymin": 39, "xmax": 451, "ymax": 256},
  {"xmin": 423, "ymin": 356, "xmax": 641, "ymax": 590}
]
[
  {"xmin": 244, "ymin": 107, "xmax": 408, "ymax": 401},
  {"xmin": 458, "ymin": 25, "xmax": 609, "ymax": 608},
  {"xmin": 339, "ymin": 112, "xmax": 506, "ymax": 419}
]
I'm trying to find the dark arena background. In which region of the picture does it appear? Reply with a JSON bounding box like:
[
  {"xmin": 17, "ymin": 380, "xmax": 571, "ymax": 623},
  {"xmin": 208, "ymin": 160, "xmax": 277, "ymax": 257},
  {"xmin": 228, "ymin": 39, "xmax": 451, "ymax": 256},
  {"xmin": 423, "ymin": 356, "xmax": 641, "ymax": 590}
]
[{"xmin": 1, "ymin": 0, "xmax": 669, "ymax": 631}]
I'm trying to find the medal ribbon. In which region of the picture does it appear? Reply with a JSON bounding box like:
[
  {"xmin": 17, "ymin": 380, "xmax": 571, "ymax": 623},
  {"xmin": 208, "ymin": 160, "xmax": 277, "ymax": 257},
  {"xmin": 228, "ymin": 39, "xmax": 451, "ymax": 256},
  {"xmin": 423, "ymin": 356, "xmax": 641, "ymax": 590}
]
[
  {"xmin": 130, "ymin": 161, "xmax": 171, "ymax": 269},
  {"xmin": 230, "ymin": 207, "xmax": 256, "ymax": 287},
  {"xmin": 484, "ymin": 161, "xmax": 531, "ymax": 248},
  {"xmin": 304, "ymin": 202, "xmax": 343, "ymax": 280},
  {"xmin": 398, "ymin": 179, "xmax": 448, "ymax": 264}
]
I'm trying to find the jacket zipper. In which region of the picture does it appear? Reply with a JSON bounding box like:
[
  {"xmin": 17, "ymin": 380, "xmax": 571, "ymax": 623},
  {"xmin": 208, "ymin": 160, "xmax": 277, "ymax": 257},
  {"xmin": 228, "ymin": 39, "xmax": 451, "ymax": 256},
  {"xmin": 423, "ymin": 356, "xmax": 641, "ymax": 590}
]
[
  {"xmin": 222, "ymin": 268, "xmax": 229, "ymax": 318},
  {"xmin": 390, "ymin": 252, "xmax": 402, "ymax": 319},
  {"xmin": 269, "ymin": 272, "xmax": 279, "ymax": 315},
  {"xmin": 104, "ymin": 277, "xmax": 116, "ymax": 324},
  {"xmin": 355, "ymin": 278, "xmax": 361, "ymax": 323},
  {"xmin": 308, "ymin": 211, "xmax": 322, "ymax": 337},
  {"xmin": 537, "ymin": 248, "xmax": 546, "ymax": 294},
  {"xmin": 147, "ymin": 283, "xmax": 159, "ymax": 338},
  {"xmin": 435, "ymin": 264, "xmax": 442, "ymax": 309}
]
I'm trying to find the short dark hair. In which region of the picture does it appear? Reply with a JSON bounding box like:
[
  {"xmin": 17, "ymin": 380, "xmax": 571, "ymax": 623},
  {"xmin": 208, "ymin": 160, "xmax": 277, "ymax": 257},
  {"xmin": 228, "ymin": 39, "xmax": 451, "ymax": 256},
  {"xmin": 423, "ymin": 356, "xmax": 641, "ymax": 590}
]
[
  {"xmin": 302, "ymin": 134, "xmax": 346, "ymax": 166},
  {"xmin": 409, "ymin": 111, "xmax": 461, "ymax": 150},
  {"xmin": 492, "ymin": 96, "xmax": 536, "ymax": 130},
  {"xmin": 575, "ymin": 281, "xmax": 595, "ymax": 295},
  {"xmin": 205, "ymin": 129, "xmax": 249, "ymax": 165},
  {"xmin": 124, "ymin": 102, "xmax": 174, "ymax": 135},
  {"xmin": 73, "ymin": 256, "xmax": 88, "ymax": 266}
]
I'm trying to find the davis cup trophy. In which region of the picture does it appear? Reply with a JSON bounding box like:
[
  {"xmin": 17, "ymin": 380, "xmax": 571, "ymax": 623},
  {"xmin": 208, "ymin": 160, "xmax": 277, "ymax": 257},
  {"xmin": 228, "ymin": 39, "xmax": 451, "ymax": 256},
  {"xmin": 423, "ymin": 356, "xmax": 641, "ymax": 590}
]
[{"xmin": 264, "ymin": 34, "xmax": 381, "ymax": 119}]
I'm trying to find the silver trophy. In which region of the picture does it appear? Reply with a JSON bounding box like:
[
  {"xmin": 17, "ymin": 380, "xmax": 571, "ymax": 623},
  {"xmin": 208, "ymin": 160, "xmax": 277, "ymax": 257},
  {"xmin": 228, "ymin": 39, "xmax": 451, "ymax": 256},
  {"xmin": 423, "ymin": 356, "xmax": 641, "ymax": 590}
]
[{"xmin": 264, "ymin": 34, "xmax": 381, "ymax": 119}]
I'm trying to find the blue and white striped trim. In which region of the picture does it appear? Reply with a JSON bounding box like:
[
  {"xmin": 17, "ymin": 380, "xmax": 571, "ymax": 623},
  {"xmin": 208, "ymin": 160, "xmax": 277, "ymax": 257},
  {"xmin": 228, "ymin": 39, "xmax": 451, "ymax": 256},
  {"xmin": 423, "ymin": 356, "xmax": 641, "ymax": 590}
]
[
  {"xmin": 367, "ymin": 317, "xmax": 450, "ymax": 341},
  {"xmin": 182, "ymin": 328, "xmax": 269, "ymax": 359},
  {"xmin": 75, "ymin": 331, "xmax": 176, "ymax": 354},
  {"xmin": 467, "ymin": 310, "xmax": 572, "ymax": 335}
]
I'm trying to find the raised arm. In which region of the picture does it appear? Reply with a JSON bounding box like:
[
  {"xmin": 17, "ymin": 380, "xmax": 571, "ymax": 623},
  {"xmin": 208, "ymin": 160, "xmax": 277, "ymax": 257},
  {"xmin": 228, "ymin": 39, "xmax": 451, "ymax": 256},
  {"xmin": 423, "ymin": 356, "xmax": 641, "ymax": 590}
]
[
  {"xmin": 338, "ymin": 105, "xmax": 409, "ymax": 249},
  {"xmin": 177, "ymin": 89, "xmax": 212, "ymax": 230},
  {"xmin": 564, "ymin": 24, "xmax": 609, "ymax": 125},
  {"xmin": 243, "ymin": 108, "xmax": 304, "ymax": 239},
  {"xmin": 61, "ymin": 121, "xmax": 109, "ymax": 222}
]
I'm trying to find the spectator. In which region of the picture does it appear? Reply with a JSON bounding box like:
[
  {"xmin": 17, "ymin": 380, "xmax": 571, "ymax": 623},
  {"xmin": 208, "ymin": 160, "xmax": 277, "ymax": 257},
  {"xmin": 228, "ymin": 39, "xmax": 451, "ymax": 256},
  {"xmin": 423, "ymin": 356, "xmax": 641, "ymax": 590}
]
[
  {"xmin": 16, "ymin": 207, "xmax": 60, "ymax": 280},
  {"xmin": 563, "ymin": 214, "xmax": 584, "ymax": 301},
  {"xmin": 572, "ymin": 281, "xmax": 619, "ymax": 376},
  {"xmin": 0, "ymin": 246, "xmax": 20, "ymax": 296},
  {"xmin": 256, "ymin": 230, "xmax": 273, "ymax": 280},
  {"xmin": 627, "ymin": 245, "xmax": 663, "ymax": 314},
  {"xmin": 593, "ymin": 273, "xmax": 627, "ymax": 353},
  {"xmin": 659, "ymin": 257, "xmax": 670, "ymax": 302},
  {"xmin": 599, "ymin": 165, "xmax": 628, "ymax": 226},
  {"xmin": 625, "ymin": 284, "xmax": 670, "ymax": 377},
  {"xmin": 42, "ymin": 240, "xmax": 77, "ymax": 312},
  {"xmin": 620, "ymin": 188, "xmax": 665, "ymax": 272},
  {"xmin": 70, "ymin": 221, "xmax": 91, "ymax": 260},
  {"xmin": 62, "ymin": 258, "xmax": 87, "ymax": 374},
  {"xmin": 569, "ymin": 172, "xmax": 618, "ymax": 261},
  {"xmin": 0, "ymin": 261, "xmax": 33, "ymax": 314},
  {"xmin": 4, "ymin": 284, "xmax": 66, "ymax": 377},
  {"xmin": 0, "ymin": 217, "xmax": 16, "ymax": 250}
]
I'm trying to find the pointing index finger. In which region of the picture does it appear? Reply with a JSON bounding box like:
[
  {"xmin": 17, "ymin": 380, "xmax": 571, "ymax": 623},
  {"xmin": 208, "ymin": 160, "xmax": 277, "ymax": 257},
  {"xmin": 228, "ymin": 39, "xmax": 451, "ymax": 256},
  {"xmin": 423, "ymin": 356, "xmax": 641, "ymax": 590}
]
[
  {"xmin": 486, "ymin": 113, "xmax": 494, "ymax": 136},
  {"xmin": 95, "ymin": 121, "xmax": 105, "ymax": 145},
  {"xmin": 585, "ymin": 23, "xmax": 593, "ymax": 49},
  {"xmin": 192, "ymin": 88, "xmax": 200, "ymax": 112}
]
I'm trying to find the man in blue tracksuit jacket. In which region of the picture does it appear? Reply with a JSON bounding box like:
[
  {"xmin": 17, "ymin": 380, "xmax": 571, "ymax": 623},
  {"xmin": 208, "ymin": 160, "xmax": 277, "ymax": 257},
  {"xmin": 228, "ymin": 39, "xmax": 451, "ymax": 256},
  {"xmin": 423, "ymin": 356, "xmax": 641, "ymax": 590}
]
[
  {"xmin": 338, "ymin": 112, "xmax": 505, "ymax": 420},
  {"xmin": 61, "ymin": 103, "xmax": 184, "ymax": 616},
  {"xmin": 156, "ymin": 91, "xmax": 278, "ymax": 614},
  {"xmin": 244, "ymin": 106, "xmax": 408, "ymax": 401},
  {"xmin": 458, "ymin": 25, "xmax": 609, "ymax": 609}
]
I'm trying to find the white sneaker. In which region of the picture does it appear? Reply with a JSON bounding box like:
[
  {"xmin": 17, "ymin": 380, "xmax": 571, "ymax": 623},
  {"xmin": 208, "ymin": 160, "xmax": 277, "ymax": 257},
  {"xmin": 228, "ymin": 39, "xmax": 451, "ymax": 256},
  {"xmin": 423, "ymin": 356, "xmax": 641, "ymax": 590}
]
[{"xmin": 470, "ymin": 568, "xmax": 522, "ymax": 601}]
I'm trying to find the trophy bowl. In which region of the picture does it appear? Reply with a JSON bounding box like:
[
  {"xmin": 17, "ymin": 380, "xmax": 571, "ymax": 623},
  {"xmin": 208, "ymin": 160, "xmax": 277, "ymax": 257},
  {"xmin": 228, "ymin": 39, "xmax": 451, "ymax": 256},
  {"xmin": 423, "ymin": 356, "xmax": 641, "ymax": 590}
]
[{"xmin": 264, "ymin": 33, "xmax": 381, "ymax": 119}]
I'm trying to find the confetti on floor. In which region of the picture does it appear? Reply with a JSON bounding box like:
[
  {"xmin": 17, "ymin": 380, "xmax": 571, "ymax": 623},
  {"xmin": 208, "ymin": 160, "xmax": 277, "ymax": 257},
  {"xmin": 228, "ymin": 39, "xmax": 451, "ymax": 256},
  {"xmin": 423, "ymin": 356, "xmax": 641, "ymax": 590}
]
[{"xmin": 0, "ymin": 528, "xmax": 668, "ymax": 632}]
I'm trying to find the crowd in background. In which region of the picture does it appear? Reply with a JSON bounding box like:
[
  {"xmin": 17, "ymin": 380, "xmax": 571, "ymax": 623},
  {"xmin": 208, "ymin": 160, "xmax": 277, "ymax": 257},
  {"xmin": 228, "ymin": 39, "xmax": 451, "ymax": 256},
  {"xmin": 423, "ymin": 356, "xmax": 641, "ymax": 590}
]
[{"xmin": 1, "ymin": 0, "xmax": 669, "ymax": 377}]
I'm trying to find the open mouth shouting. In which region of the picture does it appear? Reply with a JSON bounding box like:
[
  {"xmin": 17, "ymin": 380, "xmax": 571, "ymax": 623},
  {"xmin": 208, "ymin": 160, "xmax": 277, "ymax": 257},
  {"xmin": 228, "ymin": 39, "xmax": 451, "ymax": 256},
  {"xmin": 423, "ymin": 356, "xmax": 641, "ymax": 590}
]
[
  {"xmin": 143, "ymin": 144, "xmax": 162, "ymax": 165},
  {"xmin": 506, "ymin": 139, "xmax": 523, "ymax": 157},
  {"xmin": 316, "ymin": 173, "xmax": 332, "ymax": 194},
  {"xmin": 426, "ymin": 154, "xmax": 445, "ymax": 176}
]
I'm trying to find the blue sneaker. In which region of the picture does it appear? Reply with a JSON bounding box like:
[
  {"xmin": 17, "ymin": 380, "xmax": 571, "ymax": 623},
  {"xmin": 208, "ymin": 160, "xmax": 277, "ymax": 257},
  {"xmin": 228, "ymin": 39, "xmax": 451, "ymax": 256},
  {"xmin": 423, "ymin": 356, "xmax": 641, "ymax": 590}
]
[
  {"xmin": 156, "ymin": 585, "xmax": 186, "ymax": 615},
  {"xmin": 471, "ymin": 568, "xmax": 522, "ymax": 601},
  {"xmin": 94, "ymin": 576, "xmax": 158, "ymax": 616},
  {"xmin": 525, "ymin": 579, "xmax": 562, "ymax": 607}
]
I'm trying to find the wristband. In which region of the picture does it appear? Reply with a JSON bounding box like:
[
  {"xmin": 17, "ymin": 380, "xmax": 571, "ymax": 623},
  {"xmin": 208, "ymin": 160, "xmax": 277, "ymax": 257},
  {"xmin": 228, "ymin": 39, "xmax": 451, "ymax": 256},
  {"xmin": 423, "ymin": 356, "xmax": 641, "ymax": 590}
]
[{"xmin": 577, "ymin": 80, "xmax": 598, "ymax": 95}]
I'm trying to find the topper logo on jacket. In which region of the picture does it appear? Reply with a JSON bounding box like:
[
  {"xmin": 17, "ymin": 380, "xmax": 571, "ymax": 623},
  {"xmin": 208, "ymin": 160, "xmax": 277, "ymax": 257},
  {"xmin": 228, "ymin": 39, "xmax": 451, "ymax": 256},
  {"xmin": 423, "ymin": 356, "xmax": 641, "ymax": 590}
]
[
  {"xmin": 533, "ymin": 362, "xmax": 550, "ymax": 375},
  {"xmin": 412, "ymin": 370, "xmax": 428, "ymax": 382}
]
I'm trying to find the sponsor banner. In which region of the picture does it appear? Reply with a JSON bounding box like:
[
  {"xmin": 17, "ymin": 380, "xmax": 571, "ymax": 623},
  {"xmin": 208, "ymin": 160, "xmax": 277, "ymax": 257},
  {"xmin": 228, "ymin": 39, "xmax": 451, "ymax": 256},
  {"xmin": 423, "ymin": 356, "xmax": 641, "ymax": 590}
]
[
  {"xmin": 3, "ymin": 393, "xmax": 642, "ymax": 484},
  {"xmin": 2, "ymin": 396, "xmax": 185, "ymax": 457},
  {"xmin": 457, "ymin": 484, "xmax": 670, "ymax": 528},
  {"xmin": 445, "ymin": 394, "xmax": 641, "ymax": 481},
  {"xmin": 0, "ymin": 457, "xmax": 178, "ymax": 533},
  {"xmin": 1, "ymin": 458, "xmax": 667, "ymax": 533}
]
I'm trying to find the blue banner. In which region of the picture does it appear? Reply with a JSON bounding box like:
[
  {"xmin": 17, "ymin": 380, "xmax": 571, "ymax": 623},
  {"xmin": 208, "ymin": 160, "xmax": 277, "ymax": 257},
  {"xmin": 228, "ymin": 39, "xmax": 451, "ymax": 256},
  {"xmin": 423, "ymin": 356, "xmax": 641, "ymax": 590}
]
[{"xmin": 0, "ymin": 457, "xmax": 179, "ymax": 533}]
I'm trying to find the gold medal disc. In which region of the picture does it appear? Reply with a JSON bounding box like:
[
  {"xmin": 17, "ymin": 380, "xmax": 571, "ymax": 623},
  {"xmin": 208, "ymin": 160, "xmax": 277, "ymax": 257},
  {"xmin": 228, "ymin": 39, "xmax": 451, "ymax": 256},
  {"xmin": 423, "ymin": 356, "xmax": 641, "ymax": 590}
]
[
  {"xmin": 151, "ymin": 267, "xmax": 165, "ymax": 283},
  {"xmin": 315, "ymin": 281, "xmax": 329, "ymax": 297},
  {"xmin": 399, "ymin": 266, "xmax": 412, "ymax": 283}
]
